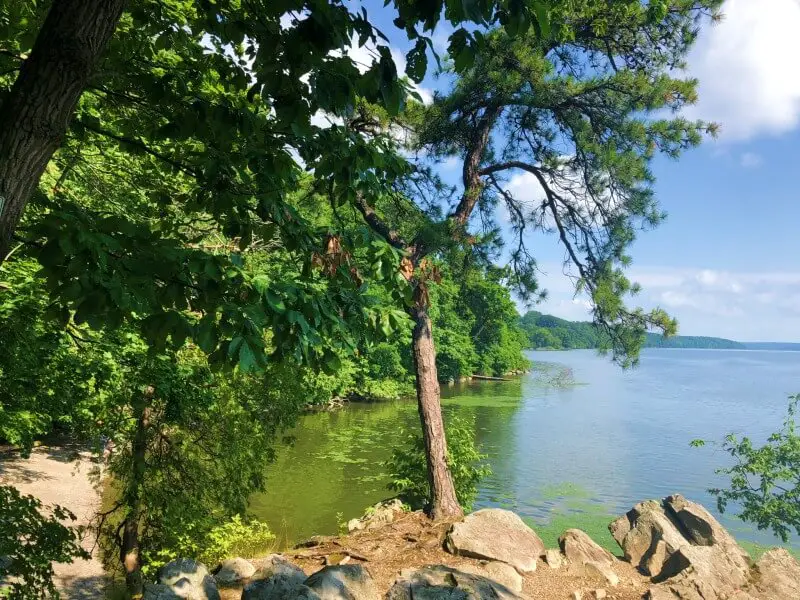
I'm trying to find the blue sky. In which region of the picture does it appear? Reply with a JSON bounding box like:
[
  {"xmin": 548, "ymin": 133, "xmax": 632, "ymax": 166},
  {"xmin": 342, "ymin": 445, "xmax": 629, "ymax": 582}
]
[{"xmin": 348, "ymin": 0, "xmax": 800, "ymax": 341}]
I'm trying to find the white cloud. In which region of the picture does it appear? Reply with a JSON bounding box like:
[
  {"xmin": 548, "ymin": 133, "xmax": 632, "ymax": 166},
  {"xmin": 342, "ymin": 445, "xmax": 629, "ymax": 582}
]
[
  {"xmin": 528, "ymin": 264, "xmax": 800, "ymax": 342},
  {"xmin": 739, "ymin": 152, "xmax": 763, "ymax": 168},
  {"xmin": 686, "ymin": 0, "xmax": 800, "ymax": 141}
]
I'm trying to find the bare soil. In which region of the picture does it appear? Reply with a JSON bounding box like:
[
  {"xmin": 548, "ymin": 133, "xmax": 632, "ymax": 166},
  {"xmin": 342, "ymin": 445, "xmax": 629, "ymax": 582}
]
[{"xmin": 221, "ymin": 511, "xmax": 651, "ymax": 600}]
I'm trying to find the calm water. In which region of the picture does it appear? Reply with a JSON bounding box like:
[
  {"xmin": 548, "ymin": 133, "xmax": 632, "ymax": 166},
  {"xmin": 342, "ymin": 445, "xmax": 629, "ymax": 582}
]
[{"xmin": 249, "ymin": 349, "xmax": 800, "ymax": 552}]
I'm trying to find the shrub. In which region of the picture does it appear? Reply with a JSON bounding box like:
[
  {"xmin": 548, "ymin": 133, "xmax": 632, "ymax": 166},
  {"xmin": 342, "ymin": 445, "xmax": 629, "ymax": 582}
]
[
  {"xmin": 198, "ymin": 516, "xmax": 275, "ymax": 567},
  {"xmin": 386, "ymin": 413, "xmax": 490, "ymax": 511},
  {"xmin": 141, "ymin": 515, "xmax": 275, "ymax": 573}
]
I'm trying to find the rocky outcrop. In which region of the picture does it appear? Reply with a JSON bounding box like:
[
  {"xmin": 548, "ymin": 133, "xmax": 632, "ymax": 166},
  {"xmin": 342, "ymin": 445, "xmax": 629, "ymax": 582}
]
[
  {"xmin": 611, "ymin": 494, "xmax": 751, "ymax": 599},
  {"xmin": 304, "ymin": 564, "xmax": 380, "ymax": 600},
  {"xmin": 157, "ymin": 558, "xmax": 220, "ymax": 600},
  {"xmin": 347, "ymin": 499, "xmax": 404, "ymax": 533},
  {"xmin": 386, "ymin": 565, "xmax": 525, "ymax": 600},
  {"xmin": 544, "ymin": 548, "xmax": 563, "ymax": 569},
  {"xmin": 241, "ymin": 574, "xmax": 321, "ymax": 600},
  {"xmin": 144, "ymin": 583, "xmax": 181, "ymax": 600},
  {"xmin": 445, "ymin": 508, "xmax": 545, "ymax": 573},
  {"xmin": 214, "ymin": 557, "xmax": 255, "ymax": 585},
  {"xmin": 254, "ymin": 554, "xmax": 307, "ymax": 584},
  {"xmin": 460, "ymin": 561, "xmax": 524, "ymax": 593},
  {"xmin": 559, "ymin": 529, "xmax": 619, "ymax": 586},
  {"xmin": 743, "ymin": 548, "xmax": 800, "ymax": 599}
]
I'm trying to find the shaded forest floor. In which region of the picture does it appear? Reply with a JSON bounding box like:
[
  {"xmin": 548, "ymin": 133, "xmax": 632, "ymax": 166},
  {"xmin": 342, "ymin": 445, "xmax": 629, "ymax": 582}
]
[{"xmin": 0, "ymin": 445, "xmax": 114, "ymax": 600}]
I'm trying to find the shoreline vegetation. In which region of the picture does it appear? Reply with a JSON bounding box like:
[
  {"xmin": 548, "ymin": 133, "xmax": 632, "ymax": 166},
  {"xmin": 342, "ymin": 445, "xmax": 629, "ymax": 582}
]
[{"xmin": 519, "ymin": 311, "xmax": 800, "ymax": 352}]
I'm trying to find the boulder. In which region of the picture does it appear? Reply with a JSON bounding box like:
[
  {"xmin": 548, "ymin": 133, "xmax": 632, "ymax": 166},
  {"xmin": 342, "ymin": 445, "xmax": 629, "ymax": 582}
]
[
  {"xmin": 544, "ymin": 549, "xmax": 563, "ymax": 569},
  {"xmin": 242, "ymin": 574, "xmax": 321, "ymax": 600},
  {"xmin": 386, "ymin": 565, "xmax": 525, "ymax": 600},
  {"xmin": 746, "ymin": 548, "xmax": 800, "ymax": 599},
  {"xmin": 461, "ymin": 561, "xmax": 524, "ymax": 593},
  {"xmin": 254, "ymin": 554, "xmax": 307, "ymax": 584},
  {"xmin": 144, "ymin": 583, "xmax": 181, "ymax": 600},
  {"xmin": 445, "ymin": 508, "xmax": 544, "ymax": 573},
  {"xmin": 304, "ymin": 564, "xmax": 380, "ymax": 600},
  {"xmin": 157, "ymin": 558, "xmax": 220, "ymax": 600},
  {"xmin": 346, "ymin": 499, "xmax": 404, "ymax": 532},
  {"xmin": 214, "ymin": 557, "xmax": 255, "ymax": 585},
  {"xmin": 582, "ymin": 562, "xmax": 619, "ymax": 587},
  {"xmin": 613, "ymin": 495, "xmax": 752, "ymax": 600},
  {"xmin": 559, "ymin": 529, "xmax": 614, "ymax": 567}
]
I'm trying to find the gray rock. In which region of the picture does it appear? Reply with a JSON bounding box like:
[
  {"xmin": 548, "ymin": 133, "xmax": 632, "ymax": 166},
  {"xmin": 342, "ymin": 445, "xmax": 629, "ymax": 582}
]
[
  {"xmin": 214, "ymin": 557, "xmax": 255, "ymax": 585},
  {"xmin": 460, "ymin": 561, "xmax": 523, "ymax": 593},
  {"xmin": 304, "ymin": 564, "xmax": 380, "ymax": 600},
  {"xmin": 746, "ymin": 548, "xmax": 800, "ymax": 599},
  {"xmin": 158, "ymin": 558, "xmax": 220, "ymax": 600},
  {"xmin": 242, "ymin": 574, "xmax": 321, "ymax": 600},
  {"xmin": 614, "ymin": 495, "xmax": 752, "ymax": 600},
  {"xmin": 544, "ymin": 549, "xmax": 563, "ymax": 569},
  {"xmin": 559, "ymin": 529, "xmax": 614, "ymax": 567},
  {"xmin": 482, "ymin": 562, "xmax": 524, "ymax": 593},
  {"xmin": 446, "ymin": 508, "xmax": 544, "ymax": 573},
  {"xmin": 144, "ymin": 583, "xmax": 181, "ymax": 600},
  {"xmin": 386, "ymin": 565, "xmax": 525, "ymax": 600},
  {"xmin": 254, "ymin": 554, "xmax": 307, "ymax": 584},
  {"xmin": 582, "ymin": 562, "xmax": 619, "ymax": 587},
  {"xmin": 346, "ymin": 499, "xmax": 404, "ymax": 533}
]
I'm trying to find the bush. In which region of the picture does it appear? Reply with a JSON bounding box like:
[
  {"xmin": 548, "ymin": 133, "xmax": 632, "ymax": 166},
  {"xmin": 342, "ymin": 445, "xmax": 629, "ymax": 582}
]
[
  {"xmin": 199, "ymin": 516, "xmax": 275, "ymax": 567},
  {"xmin": 386, "ymin": 413, "xmax": 490, "ymax": 511},
  {"xmin": 141, "ymin": 515, "xmax": 275, "ymax": 573}
]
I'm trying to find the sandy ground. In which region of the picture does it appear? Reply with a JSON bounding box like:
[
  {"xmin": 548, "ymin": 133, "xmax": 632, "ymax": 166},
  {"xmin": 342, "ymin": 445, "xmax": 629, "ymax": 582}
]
[{"xmin": 0, "ymin": 445, "xmax": 112, "ymax": 600}]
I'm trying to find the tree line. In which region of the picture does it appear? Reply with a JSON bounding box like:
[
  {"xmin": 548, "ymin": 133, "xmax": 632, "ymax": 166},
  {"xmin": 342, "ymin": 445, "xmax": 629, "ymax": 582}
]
[
  {"xmin": 0, "ymin": 1, "xmax": 725, "ymax": 597},
  {"xmin": 519, "ymin": 310, "xmax": 744, "ymax": 350}
]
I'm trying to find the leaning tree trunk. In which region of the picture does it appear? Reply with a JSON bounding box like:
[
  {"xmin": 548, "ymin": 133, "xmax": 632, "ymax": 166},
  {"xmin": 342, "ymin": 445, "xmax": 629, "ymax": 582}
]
[
  {"xmin": 0, "ymin": 0, "xmax": 125, "ymax": 263},
  {"xmin": 410, "ymin": 300, "xmax": 464, "ymax": 521},
  {"xmin": 121, "ymin": 391, "xmax": 151, "ymax": 599}
]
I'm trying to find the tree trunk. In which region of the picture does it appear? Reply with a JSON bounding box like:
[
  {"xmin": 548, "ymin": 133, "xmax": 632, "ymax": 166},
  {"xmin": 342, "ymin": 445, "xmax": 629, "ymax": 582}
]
[
  {"xmin": 0, "ymin": 0, "xmax": 125, "ymax": 263},
  {"xmin": 121, "ymin": 390, "xmax": 151, "ymax": 599},
  {"xmin": 410, "ymin": 300, "xmax": 464, "ymax": 521}
]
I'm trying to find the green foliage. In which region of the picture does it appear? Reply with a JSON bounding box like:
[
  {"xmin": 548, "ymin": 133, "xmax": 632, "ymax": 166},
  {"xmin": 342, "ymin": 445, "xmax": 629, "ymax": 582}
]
[
  {"xmin": 519, "ymin": 311, "xmax": 600, "ymax": 350},
  {"xmin": 412, "ymin": 1, "xmax": 722, "ymax": 366},
  {"xmin": 694, "ymin": 395, "xmax": 800, "ymax": 543},
  {"xmin": 0, "ymin": 486, "xmax": 89, "ymax": 600},
  {"xmin": 519, "ymin": 310, "xmax": 743, "ymax": 352},
  {"xmin": 643, "ymin": 333, "xmax": 743, "ymax": 350},
  {"xmin": 386, "ymin": 413, "xmax": 491, "ymax": 511},
  {"xmin": 142, "ymin": 516, "xmax": 275, "ymax": 574},
  {"xmin": 0, "ymin": 0, "xmax": 550, "ymax": 374}
]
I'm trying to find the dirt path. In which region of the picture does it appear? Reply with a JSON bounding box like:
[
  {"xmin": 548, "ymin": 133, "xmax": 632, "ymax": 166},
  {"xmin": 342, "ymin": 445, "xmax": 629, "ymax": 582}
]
[{"xmin": 0, "ymin": 445, "xmax": 112, "ymax": 600}]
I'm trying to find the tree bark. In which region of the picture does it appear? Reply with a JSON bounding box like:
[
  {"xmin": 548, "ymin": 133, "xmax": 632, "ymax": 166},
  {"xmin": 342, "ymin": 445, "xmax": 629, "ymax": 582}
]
[
  {"xmin": 409, "ymin": 296, "xmax": 463, "ymax": 521},
  {"xmin": 121, "ymin": 390, "xmax": 151, "ymax": 599},
  {"xmin": 0, "ymin": 0, "xmax": 125, "ymax": 263}
]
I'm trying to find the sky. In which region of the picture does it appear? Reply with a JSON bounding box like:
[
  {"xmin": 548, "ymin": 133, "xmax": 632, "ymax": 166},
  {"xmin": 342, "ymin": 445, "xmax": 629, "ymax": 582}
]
[{"xmin": 354, "ymin": 0, "xmax": 800, "ymax": 342}]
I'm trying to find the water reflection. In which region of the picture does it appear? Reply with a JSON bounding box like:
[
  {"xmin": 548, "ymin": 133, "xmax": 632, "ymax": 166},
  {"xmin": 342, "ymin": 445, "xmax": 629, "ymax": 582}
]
[{"xmin": 250, "ymin": 349, "xmax": 800, "ymax": 553}]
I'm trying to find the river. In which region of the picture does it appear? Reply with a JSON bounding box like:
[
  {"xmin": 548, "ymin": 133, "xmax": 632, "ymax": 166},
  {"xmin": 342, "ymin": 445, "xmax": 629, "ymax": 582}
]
[{"xmin": 248, "ymin": 349, "xmax": 800, "ymax": 554}]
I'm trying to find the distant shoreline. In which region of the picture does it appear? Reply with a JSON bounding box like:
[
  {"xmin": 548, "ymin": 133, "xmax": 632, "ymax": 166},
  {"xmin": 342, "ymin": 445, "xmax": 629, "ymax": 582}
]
[{"xmin": 527, "ymin": 346, "xmax": 800, "ymax": 353}]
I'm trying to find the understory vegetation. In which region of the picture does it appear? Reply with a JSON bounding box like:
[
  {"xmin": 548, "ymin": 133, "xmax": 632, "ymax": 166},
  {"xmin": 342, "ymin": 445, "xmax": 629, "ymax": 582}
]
[{"xmin": 387, "ymin": 413, "xmax": 491, "ymax": 512}]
